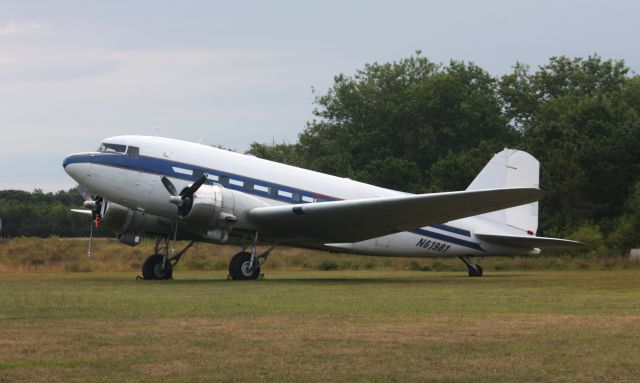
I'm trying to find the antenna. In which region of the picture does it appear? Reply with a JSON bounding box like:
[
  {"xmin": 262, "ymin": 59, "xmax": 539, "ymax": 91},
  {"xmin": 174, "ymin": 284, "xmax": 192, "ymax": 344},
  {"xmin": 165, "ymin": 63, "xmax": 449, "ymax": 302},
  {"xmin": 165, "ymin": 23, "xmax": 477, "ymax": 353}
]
[{"xmin": 154, "ymin": 126, "xmax": 162, "ymax": 137}]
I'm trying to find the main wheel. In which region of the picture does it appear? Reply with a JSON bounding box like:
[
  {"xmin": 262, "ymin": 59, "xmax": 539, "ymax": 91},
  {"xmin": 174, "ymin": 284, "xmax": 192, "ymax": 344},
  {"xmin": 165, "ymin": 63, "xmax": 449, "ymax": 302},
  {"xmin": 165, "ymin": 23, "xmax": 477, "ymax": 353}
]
[
  {"xmin": 228, "ymin": 252, "xmax": 260, "ymax": 280},
  {"xmin": 468, "ymin": 264, "xmax": 483, "ymax": 277},
  {"xmin": 142, "ymin": 254, "xmax": 173, "ymax": 280}
]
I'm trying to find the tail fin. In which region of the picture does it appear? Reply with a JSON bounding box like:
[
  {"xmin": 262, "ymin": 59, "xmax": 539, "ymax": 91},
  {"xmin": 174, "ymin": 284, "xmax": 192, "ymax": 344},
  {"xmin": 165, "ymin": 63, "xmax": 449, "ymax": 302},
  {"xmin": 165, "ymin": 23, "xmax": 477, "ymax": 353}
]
[{"xmin": 467, "ymin": 149, "xmax": 539, "ymax": 235}]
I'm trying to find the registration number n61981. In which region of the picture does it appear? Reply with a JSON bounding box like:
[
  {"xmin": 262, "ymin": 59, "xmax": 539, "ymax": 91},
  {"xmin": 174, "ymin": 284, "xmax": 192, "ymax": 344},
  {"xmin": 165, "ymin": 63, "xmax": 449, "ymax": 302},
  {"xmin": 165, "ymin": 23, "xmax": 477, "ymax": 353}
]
[{"xmin": 416, "ymin": 238, "xmax": 451, "ymax": 252}]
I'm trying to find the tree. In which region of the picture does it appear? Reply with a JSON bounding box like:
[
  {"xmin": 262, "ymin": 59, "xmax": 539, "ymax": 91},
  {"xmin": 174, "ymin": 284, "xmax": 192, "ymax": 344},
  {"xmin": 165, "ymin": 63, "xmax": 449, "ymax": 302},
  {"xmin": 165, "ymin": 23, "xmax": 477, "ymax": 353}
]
[
  {"xmin": 501, "ymin": 55, "xmax": 640, "ymax": 234},
  {"xmin": 261, "ymin": 52, "xmax": 517, "ymax": 191},
  {"xmin": 0, "ymin": 189, "xmax": 100, "ymax": 237}
]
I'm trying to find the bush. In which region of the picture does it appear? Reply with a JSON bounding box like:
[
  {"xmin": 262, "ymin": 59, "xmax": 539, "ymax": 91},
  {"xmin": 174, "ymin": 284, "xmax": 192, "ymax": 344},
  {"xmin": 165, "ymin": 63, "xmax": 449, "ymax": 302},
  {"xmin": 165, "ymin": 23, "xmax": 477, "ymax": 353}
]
[
  {"xmin": 568, "ymin": 224, "xmax": 606, "ymax": 255},
  {"xmin": 318, "ymin": 260, "xmax": 339, "ymax": 271}
]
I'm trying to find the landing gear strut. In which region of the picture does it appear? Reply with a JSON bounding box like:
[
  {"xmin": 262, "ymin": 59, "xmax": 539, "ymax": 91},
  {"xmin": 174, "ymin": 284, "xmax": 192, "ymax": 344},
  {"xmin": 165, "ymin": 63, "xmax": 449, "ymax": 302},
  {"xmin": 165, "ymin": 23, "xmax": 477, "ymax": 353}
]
[
  {"xmin": 141, "ymin": 236, "xmax": 196, "ymax": 280},
  {"xmin": 228, "ymin": 232, "xmax": 278, "ymax": 280},
  {"xmin": 459, "ymin": 256, "xmax": 483, "ymax": 277}
]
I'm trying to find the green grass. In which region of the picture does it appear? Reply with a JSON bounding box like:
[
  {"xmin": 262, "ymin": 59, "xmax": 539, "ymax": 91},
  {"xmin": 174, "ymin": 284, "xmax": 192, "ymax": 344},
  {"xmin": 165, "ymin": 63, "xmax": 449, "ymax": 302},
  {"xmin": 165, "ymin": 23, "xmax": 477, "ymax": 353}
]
[{"xmin": 0, "ymin": 270, "xmax": 639, "ymax": 382}]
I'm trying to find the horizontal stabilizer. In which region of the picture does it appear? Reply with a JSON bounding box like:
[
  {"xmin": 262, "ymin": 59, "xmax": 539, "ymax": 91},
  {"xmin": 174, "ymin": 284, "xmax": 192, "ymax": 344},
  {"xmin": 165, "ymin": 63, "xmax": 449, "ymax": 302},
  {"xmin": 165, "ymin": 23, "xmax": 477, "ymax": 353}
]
[
  {"xmin": 248, "ymin": 187, "xmax": 543, "ymax": 242},
  {"xmin": 475, "ymin": 232, "xmax": 589, "ymax": 251}
]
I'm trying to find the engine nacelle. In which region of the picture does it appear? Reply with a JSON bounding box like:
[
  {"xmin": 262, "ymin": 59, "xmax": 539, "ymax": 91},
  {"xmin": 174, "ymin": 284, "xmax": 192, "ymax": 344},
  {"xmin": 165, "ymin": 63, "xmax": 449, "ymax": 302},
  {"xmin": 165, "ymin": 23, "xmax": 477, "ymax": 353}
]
[
  {"xmin": 101, "ymin": 201, "xmax": 173, "ymax": 239},
  {"xmin": 178, "ymin": 184, "xmax": 268, "ymax": 242}
]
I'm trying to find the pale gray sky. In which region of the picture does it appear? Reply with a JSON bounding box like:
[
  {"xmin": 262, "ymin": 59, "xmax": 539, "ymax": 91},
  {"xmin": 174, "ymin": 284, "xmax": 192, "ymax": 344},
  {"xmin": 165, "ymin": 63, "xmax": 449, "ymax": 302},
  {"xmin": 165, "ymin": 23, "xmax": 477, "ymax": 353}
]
[{"xmin": 1, "ymin": 0, "xmax": 638, "ymax": 191}]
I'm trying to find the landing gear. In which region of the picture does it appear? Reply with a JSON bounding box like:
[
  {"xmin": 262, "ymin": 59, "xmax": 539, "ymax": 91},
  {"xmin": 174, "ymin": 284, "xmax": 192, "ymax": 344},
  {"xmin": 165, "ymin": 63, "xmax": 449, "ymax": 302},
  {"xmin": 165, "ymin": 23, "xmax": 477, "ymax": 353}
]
[
  {"xmin": 142, "ymin": 254, "xmax": 173, "ymax": 280},
  {"xmin": 459, "ymin": 256, "xmax": 483, "ymax": 277},
  {"xmin": 140, "ymin": 236, "xmax": 196, "ymax": 280},
  {"xmin": 229, "ymin": 252, "xmax": 260, "ymax": 280},
  {"xmin": 228, "ymin": 232, "xmax": 278, "ymax": 281}
]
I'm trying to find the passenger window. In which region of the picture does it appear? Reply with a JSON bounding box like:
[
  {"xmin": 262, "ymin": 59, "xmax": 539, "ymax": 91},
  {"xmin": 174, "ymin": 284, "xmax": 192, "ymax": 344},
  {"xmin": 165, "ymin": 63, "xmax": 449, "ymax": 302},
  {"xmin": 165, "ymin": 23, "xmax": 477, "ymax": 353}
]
[
  {"xmin": 126, "ymin": 146, "xmax": 139, "ymax": 158},
  {"xmin": 254, "ymin": 185, "xmax": 269, "ymax": 193},
  {"xmin": 292, "ymin": 192, "xmax": 302, "ymax": 202},
  {"xmin": 193, "ymin": 169, "xmax": 205, "ymax": 179},
  {"xmin": 218, "ymin": 175, "xmax": 229, "ymax": 184},
  {"xmin": 229, "ymin": 179, "xmax": 243, "ymax": 187},
  {"xmin": 278, "ymin": 190, "xmax": 293, "ymax": 199},
  {"xmin": 301, "ymin": 196, "xmax": 314, "ymax": 203}
]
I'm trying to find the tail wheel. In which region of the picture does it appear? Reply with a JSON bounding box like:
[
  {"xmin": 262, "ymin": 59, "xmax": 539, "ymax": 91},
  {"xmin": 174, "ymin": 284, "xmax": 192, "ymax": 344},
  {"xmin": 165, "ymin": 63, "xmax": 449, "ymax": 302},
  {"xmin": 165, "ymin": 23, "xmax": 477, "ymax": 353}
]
[
  {"xmin": 229, "ymin": 251, "xmax": 260, "ymax": 280},
  {"xmin": 142, "ymin": 254, "xmax": 173, "ymax": 280},
  {"xmin": 468, "ymin": 264, "xmax": 483, "ymax": 277}
]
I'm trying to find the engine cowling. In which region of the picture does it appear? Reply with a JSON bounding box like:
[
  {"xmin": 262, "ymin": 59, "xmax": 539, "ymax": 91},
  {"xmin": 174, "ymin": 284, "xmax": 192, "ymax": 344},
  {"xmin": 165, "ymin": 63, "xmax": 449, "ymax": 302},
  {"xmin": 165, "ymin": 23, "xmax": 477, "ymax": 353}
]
[
  {"xmin": 177, "ymin": 184, "xmax": 268, "ymax": 242},
  {"xmin": 101, "ymin": 201, "xmax": 173, "ymax": 238}
]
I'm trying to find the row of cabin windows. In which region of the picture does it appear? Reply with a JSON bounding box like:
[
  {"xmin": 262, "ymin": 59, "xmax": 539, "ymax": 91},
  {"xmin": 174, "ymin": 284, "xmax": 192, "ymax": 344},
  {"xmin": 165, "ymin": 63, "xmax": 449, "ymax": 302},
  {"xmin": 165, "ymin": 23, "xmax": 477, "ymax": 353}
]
[{"xmin": 197, "ymin": 172, "xmax": 326, "ymax": 203}]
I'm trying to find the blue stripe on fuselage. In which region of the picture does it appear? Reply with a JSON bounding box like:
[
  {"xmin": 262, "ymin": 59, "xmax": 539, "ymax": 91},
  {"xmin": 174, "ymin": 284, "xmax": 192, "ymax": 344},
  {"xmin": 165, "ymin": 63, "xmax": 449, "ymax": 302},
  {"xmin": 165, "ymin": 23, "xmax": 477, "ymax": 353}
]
[
  {"xmin": 411, "ymin": 228, "xmax": 484, "ymax": 252},
  {"xmin": 64, "ymin": 152, "xmax": 482, "ymax": 251}
]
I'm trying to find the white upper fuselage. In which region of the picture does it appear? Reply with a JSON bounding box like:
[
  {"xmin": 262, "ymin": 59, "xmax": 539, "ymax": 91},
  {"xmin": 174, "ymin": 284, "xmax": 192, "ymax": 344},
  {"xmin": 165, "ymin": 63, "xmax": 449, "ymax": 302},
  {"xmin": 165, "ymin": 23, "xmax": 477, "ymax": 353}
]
[{"xmin": 63, "ymin": 135, "xmax": 536, "ymax": 258}]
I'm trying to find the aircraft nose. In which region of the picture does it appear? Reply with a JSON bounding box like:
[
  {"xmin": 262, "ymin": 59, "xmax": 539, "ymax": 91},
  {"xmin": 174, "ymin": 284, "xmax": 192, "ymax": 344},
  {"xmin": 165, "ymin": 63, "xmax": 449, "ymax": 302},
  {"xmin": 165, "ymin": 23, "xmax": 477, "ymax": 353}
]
[
  {"xmin": 62, "ymin": 153, "xmax": 85, "ymax": 169},
  {"xmin": 63, "ymin": 153, "xmax": 91, "ymax": 182},
  {"xmin": 62, "ymin": 154, "xmax": 73, "ymax": 169}
]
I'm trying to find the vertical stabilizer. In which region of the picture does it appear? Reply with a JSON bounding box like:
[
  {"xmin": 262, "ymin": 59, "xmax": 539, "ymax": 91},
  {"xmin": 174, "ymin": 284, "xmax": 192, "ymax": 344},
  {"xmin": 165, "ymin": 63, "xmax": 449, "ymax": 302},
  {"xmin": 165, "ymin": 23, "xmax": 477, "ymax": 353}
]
[{"xmin": 467, "ymin": 149, "xmax": 539, "ymax": 235}]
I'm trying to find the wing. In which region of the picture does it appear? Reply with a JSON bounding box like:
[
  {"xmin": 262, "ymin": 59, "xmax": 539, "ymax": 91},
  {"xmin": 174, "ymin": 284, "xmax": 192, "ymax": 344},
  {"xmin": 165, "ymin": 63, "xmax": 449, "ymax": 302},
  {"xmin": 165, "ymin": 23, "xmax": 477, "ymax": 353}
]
[
  {"xmin": 248, "ymin": 188, "xmax": 543, "ymax": 242},
  {"xmin": 475, "ymin": 232, "xmax": 590, "ymax": 251}
]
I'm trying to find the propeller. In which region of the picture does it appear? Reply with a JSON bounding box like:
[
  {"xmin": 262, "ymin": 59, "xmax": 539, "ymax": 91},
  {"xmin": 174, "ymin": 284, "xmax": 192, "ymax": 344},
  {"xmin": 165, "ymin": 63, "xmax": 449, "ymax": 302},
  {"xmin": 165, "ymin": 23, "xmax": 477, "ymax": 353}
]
[
  {"xmin": 160, "ymin": 174, "xmax": 208, "ymax": 213},
  {"xmin": 77, "ymin": 184, "xmax": 92, "ymax": 202},
  {"xmin": 75, "ymin": 184, "xmax": 102, "ymax": 257},
  {"xmin": 160, "ymin": 174, "xmax": 207, "ymax": 260}
]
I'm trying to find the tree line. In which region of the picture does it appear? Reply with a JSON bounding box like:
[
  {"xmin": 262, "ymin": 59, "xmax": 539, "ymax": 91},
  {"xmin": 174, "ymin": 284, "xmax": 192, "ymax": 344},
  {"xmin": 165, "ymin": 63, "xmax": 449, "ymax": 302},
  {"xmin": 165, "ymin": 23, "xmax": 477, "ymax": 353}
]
[
  {"xmin": 2, "ymin": 53, "xmax": 639, "ymax": 253},
  {"xmin": 0, "ymin": 189, "xmax": 108, "ymax": 238}
]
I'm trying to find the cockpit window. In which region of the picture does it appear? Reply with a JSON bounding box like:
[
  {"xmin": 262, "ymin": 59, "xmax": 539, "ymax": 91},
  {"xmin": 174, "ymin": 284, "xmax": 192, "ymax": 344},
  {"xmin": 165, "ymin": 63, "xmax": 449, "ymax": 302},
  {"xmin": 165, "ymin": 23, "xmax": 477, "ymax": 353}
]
[
  {"xmin": 126, "ymin": 146, "xmax": 140, "ymax": 158},
  {"xmin": 98, "ymin": 143, "xmax": 127, "ymax": 153}
]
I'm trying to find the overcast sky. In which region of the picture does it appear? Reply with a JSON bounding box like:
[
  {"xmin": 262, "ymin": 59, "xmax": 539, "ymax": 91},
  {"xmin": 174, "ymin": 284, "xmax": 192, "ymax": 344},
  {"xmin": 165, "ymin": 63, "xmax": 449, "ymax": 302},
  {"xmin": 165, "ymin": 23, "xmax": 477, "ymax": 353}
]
[{"xmin": 1, "ymin": 0, "xmax": 638, "ymax": 191}]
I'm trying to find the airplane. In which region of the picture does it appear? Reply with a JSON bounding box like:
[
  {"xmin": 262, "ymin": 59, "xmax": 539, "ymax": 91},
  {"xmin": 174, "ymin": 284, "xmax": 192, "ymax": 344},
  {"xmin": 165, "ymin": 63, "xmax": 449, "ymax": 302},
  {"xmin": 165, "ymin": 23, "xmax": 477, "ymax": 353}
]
[{"xmin": 63, "ymin": 135, "xmax": 588, "ymax": 280}]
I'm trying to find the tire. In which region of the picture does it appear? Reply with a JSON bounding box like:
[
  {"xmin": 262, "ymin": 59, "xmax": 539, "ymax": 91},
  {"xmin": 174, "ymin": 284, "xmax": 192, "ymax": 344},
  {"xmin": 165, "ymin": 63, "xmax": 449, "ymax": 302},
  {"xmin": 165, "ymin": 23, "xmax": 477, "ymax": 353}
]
[
  {"xmin": 228, "ymin": 252, "xmax": 260, "ymax": 280},
  {"xmin": 142, "ymin": 254, "xmax": 173, "ymax": 280},
  {"xmin": 468, "ymin": 264, "xmax": 483, "ymax": 277}
]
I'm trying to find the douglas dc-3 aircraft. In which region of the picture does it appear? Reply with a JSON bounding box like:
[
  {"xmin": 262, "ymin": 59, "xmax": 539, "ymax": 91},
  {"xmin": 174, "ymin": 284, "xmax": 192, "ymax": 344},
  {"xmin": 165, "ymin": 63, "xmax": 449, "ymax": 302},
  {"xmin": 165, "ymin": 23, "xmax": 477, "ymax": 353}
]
[{"xmin": 63, "ymin": 136, "xmax": 587, "ymax": 280}]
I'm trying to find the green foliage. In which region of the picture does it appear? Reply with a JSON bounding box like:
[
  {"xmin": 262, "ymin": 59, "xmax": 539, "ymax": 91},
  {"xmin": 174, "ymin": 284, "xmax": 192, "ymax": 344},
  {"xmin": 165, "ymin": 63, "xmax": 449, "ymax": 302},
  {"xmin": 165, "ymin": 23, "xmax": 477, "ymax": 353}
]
[
  {"xmin": 608, "ymin": 180, "xmax": 640, "ymax": 251},
  {"xmin": 291, "ymin": 53, "xmax": 515, "ymax": 187},
  {"xmin": 500, "ymin": 55, "xmax": 640, "ymax": 234},
  {"xmin": 247, "ymin": 141, "xmax": 303, "ymax": 166},
  {"xmin": 0, "ymin": 189, "xmax": 102, "ymax": 237},
  {"xmin": 568, "ymin": 223, "xmax": 606, "ymax": 255},
  {"xmin": 317, "ymin": 260, "xmax": 339, "ymax": 271},
  {"xmin": 625, "ymin": 180, "xmax": 640, "ymax": 229}
]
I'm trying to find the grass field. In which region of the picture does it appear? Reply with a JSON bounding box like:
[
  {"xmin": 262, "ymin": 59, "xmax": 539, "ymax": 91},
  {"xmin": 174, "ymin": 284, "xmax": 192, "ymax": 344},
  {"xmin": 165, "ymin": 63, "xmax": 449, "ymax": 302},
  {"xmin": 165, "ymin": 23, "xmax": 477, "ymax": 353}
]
[{"xmin": 1, "ymin": 270, "xmax": 639, "ymax": 382}]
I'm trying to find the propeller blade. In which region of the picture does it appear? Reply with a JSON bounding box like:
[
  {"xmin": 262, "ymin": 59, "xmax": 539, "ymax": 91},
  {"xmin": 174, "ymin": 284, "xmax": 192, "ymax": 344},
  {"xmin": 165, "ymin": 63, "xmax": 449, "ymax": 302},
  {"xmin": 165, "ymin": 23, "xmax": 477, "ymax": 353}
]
[
  {"xmin": 180, "ymin": 174, "xmax": 208, "ymax": 198},
  {"xmin": 161, "ymin": 176, "xmax": 179, "ymax": 196},
  {"xmin": 76, "ymin": 184, "xmax": 92, "ymax": 201},
  {"xmin": 87, "ymin": 218, "xmax": 94, "ymax": 257},
  {"xmin": 71, "ymin": 209, "xmax": 93, "ymax": 215}
]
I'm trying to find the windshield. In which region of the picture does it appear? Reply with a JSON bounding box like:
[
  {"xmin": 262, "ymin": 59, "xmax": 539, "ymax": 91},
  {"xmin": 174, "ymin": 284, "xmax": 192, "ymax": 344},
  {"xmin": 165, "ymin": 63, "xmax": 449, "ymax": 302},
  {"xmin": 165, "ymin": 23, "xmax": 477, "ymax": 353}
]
[{"xmin": 98, "ymin": 143, "xmax": 126, "ymax": 153}]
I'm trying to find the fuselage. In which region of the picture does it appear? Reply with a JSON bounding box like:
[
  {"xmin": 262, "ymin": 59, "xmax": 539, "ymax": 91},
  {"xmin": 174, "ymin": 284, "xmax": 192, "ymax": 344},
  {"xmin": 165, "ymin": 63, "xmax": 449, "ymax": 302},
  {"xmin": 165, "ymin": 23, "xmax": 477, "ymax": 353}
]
[{"xmin": 63, "ymin": 135, "xmax": 536, "ymax": 258}]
